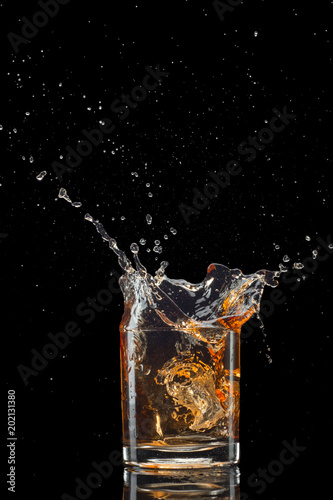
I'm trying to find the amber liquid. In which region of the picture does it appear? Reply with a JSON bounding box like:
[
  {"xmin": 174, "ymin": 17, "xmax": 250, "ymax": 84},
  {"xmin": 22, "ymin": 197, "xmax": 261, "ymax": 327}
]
[{"xmin": 121, "ymin": 327, "xmax": 240, "ymax": 466}]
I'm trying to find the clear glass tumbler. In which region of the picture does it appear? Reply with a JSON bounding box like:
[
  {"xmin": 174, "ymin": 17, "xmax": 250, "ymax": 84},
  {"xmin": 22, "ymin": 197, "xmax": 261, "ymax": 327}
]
[{"xmin": 120, "ymin": 324, "xmax": 240, "ymax": 468}]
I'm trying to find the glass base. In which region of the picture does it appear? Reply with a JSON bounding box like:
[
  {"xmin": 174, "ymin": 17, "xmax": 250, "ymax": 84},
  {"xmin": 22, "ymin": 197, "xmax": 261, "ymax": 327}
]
[{"xmin": 123, "ymin": 441, "xmax": 239, "ymax": 469}]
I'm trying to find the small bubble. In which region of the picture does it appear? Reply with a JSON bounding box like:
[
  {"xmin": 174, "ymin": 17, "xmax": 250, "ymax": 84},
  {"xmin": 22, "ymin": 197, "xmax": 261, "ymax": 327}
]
[
  {"xmin": 146, "ymin": 214, "xmax": 152, "ymax": 225},
  {"xmin": 139, "ymin": 238, "xmax": 146, "ymax": 245},
  {"xmin": 170, "ymin": 227, "xmax": 177, "ymax": 235}
]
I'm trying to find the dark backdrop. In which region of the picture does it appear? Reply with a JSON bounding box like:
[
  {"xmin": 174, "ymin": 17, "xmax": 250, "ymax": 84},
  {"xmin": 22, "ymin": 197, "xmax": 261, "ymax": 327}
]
[{"xmin": 1, "ymin": 1, "xmax": 332, "ymax": 499}]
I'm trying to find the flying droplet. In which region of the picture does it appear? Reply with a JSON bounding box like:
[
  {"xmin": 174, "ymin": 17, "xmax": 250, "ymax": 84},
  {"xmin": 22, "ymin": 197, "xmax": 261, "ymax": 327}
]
[
  {"xmin": 58, "ymin": 188, "xmax": 72, "ymax": 204},
  {"xmin": 130, "ymin": 243, "xmax": 139, "ymax": 253},
  {"xmin": 36, "ymin": 171, "xmax": 47, "ymax": 181}
]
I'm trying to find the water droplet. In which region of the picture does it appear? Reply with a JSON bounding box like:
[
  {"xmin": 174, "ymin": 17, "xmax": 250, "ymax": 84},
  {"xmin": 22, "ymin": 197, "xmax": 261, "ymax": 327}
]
[
  {"xmin": 282, "ymin": 255, "xmax": 290, "ymax": 262},
  {"xmin": 170, "ymin": 227, "xmax": 177, "ymax": 235},
  {"xmin": 139, "ymin": 238, "xmax": 146, "ymax": 245},
  {"xmin": 146, "ymin": 214, "xmax": 152, "ymax": 225},
  {"xmin": 25, "ymin": 111, "xmax": 30, "ymax": 116},
  {"xmin": 274, "ymin": 244, "xmax": 280, "ymax": 250},
  {"xmin": 58, "ymin": 187, "xmax": 67, "ymax": 198},
  {"xmin": 130, "ymin": 243, "xmax": 139, "ymax": 253},
  {"xmin": 72, "ymin": 202, "xmax": 82, "ymax": 208},
  {"xmin": 154, "ymin": 240, "xmax": 160, "ymax": 245},
  {"xmin": 146, "ymin": 183, "xmax": 150, "ymax": 187},
  {"xmin": 312, "ymin": 250, "xmax": 318, "ymax": 259},
  {"xmin": 120, "ymin": 216, "xmax": 126, "ymax": 221},
  {"xmin": 254, "ymin": 31, "xmax": 258, "ymax": 37},
  {"xmin": 293, "ymin": 262, "xmax": 304, "ymax": 269},
  {"xmin": 29, "ymin": 156, "xmax": 34, "ymax": 163},
  {"xmin": 0, "ymin": 125, "xmax": 3, "ymax": 130},
  {"xmin": 148, "ymin": 192, "xmax": 153, "ymax": 198},
  {"xmin": 58, "ymin": 188, "xmax": 72, "ymax": 204},
  {"xmin": 164, "ymin": 234, "xmax": 168, "ymax": 240},
  {"xmin": 36, "ymin": 171, "xmax": 47, "ymax": 181},
  {"xmin": 329, "ymin": 244, "xmax": 333, "ymax": 250},
  {"xmin": 84, "ymin": 213, "xmax": 93, "ymax": 221},
  {"xmin": 305, "ymin": 235, "xmax": 311, "ymax": 241},
  {"xmin": 153, "ymin": 246, "xmax": 163, "ymax": 254}
]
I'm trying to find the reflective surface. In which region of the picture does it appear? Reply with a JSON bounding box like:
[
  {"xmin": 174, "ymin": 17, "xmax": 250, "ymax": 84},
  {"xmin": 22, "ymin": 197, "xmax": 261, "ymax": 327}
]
[{"xmin": 123, "ymin": 466, "xmax": 240, "ymax": 499}]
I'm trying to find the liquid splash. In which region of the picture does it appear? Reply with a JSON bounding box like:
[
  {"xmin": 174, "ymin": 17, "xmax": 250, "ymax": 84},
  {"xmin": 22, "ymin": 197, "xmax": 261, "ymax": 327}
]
[{"xmin": 85, "ymin": 214, "xmax": 279, "ymax": 438}]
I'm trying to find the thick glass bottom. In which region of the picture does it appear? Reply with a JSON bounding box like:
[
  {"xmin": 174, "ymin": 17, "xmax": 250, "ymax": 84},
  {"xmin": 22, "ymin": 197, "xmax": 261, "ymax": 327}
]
[{"xmin": 123, "ymin": 441, "xmax": 239, "ymax": 469}]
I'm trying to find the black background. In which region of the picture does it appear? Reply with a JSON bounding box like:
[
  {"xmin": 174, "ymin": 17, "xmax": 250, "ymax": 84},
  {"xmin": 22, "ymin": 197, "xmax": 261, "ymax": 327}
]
[{"xmin": 1, "ymin": 0, "xmax": 332, "ymax": 498}]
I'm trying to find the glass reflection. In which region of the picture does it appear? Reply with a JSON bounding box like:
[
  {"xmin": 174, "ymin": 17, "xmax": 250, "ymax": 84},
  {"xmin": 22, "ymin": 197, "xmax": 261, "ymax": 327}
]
[{"xmin": 123, "ymin": 465, "xmax": 240, "ymax": 499}]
